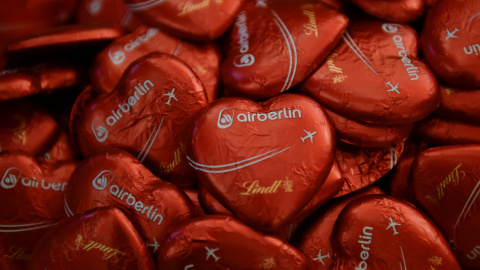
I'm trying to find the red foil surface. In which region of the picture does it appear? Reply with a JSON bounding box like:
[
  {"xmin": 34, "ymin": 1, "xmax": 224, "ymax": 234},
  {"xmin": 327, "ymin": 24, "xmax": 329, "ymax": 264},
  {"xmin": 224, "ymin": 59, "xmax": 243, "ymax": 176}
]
[
  {"xmin": 76, "ymin": 0, "xmax": 141, "ymax": 31},
  {"xmin": 0, "ymin": 101, "xmax": 59, "ymax": 156},
  {"xmin": 124, "ymin": 0, "xmax": 246, "ymax": 40},
  {"xmin": 28, "ymin": 207, "xmax": 156, "ymax": 270},
  {"xmin": 189, "ymin": 94, "xmax": 335, "ymax": 231},
  {"xmin": 302, "ymin": 18, "xmax": 439, "ymax": 125},
  {"xmin": 331, "ymin": 195, "xmax": 461, "ymax": 269},
  {"xmin": 180, "ymin": 187, "xmax": 206, "ymax": 216},
  {"xmin": 324, "ymin": 107, "xmax": 413, "ymax": 148},
  {"xmin": 414, "ymin": 117, "xmax": 480, "ymax": 146},
  {"xmin": 65, "ymin": 148, "xmax": 197, "ymax": 255},
  {"xmin": 91, "ymin": 25, "xmax": 221, "ymax": 101},
  {"xmin": 437, "ymin": 85, "xmax": 480, "ymax": 124},
  {"xmin": 350, "ymin": 0, "xmax": 425, "ymax": 22},
  {"xmin": 410, "ymin": 145, "xmax": 480, "ymax": 269},
  {"xmin": 296, "ymin": 186, "xmax": 385, "ymax": 270},
  {"xmin": 420, "ymin": 0, "xmax": 480, "ymax": 88},
  {"xmin": 222, "ymin": 0, "xmax": 348, "ymax": 100},
  {"xmin": 334, "ymin": 141, "xmax": 404, "ymax": 197},
  {"xmin": 73, "ymin": 53, "xmax": 208, "ymax": 187},
  {"xmin": 40, "ymin": 129, "xmax": 78, "ymax": 163},
  {"xmin": 157, "ymin": 215, "xmax": 309, "ymax": 269},
  {"xmin": 0, "ymin": 63, "xmax": 80, "ymax": 102}
]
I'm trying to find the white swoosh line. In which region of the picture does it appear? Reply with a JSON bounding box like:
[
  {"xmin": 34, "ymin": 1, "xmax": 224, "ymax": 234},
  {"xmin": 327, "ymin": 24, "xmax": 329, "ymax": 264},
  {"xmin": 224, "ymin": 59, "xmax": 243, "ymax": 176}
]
[
  {"xmin": 455, "ymin": 180, "xmax": 480, "ymax": 228},
  {"xmin": 344, "ymin": 31, "xmax": 373, "ymax": 66},
  {"xmin": 0, "ymin": 222, "xmax": 57, "ymax": 232},
  {"xmin": 400, "ymin": 246, "xmax": 407, "ymax": 270},
  {"xmin": 120, "ymin": 10, "xmax": 133, "ymax": 26},
  {"xmin": 188, "ymin": 147, "xmax": 292, "ymax": 173},
  {"xmin": 138, "ymin": 116, "xmax": 165, "ymax": 162},
  {"xmin": 187, "ymin": 148, "xmax": 280, "ymax": 169},
  {"xmin": 172, "ymin": 42, "xmax": 183, "ymax": 56},
  {"xmin": 0, "ymin": 221, "xmax": 52, "ymax": 228},
  {"xmin": 466, "ymin": 12, "xmax": 480, "ymax": 22},
  {"xmin": 126, "ymin": 0, "xmax": 165, "ymax": 11},
  {"xmin": 64, "ymin": 198, "xmax": 75, "ymax": 217},
  {"xmin": 272, "ymin": 11, "xmax": 298, "ymax": 92},
  {"xmin": 342, "ymin": 32, "xmax": 379, "ymax": 76},
  {"xmin": 137, "ymin": 124, "xmax": 158, "ymax": 160}
]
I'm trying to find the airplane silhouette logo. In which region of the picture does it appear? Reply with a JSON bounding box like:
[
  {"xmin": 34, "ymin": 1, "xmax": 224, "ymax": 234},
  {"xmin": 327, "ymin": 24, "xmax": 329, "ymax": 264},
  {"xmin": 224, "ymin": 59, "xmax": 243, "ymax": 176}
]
[
  {"xmin": 446, "ymin": 28, "xmax": 459, "ymax": 40},
  {"xmin": 146, "ymin": 237, "xmax": 160, "ymax": 253},
  {"xmin": 164, "ymin": 88, "xmax": 178, "ymax": 105},
  {"xmin": 386, "ymin": 217, "xmax": 401, "ymax": 235},
  {"xmin": 301, "ymin": 130, "xmax": 317, "ymax": 144},
  {"xmin": 312, "ymin": 249, "xmax": 330, "ymax": 265},
  {"xmin": 385, "ymin": 81, "xmax": 400, "ymax": 94},
  {"xmin": 205, "ymin": 246, "xmax": 220, "ymax": 262}
]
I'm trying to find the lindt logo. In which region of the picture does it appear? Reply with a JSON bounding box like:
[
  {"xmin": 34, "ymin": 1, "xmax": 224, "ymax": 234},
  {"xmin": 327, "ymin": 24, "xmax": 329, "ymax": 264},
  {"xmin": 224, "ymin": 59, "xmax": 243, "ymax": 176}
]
[{"xmin": 216, "ymin": 107, "xmax": 303, "ymax": 129}]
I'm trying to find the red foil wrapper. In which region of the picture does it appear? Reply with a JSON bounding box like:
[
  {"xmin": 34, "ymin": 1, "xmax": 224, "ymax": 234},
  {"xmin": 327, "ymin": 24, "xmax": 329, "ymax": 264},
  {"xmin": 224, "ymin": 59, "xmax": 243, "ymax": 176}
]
[
  {"xmin": 420, "ymin": 0, "xmax": 480, "ymax": 88},
  {"xmin": 0, "ymin": 63, "xmax": 80, "ymax": 102},
  {"xmin": 65, "ymin": 148, "xmax": 197, "ymax": 255},
  {"xmin": 40, "ymin": 129, "xmax": 78, "ymax": 163},
  {"xmin": 180, "ymin": 187, "xmax": 206, "ymax": 216},
  {"xmin": 73, "ymin": 53, "xmax": 208, "ymax": 187},
  {"xmin": 91, "ymin": 25, "xmax": 221, "ymax": 101},
  {"xmin": 350, "ymin": 0, "xmax": 425, "ymax": 22},
  {"xmin": 411, "ymin": 145, "xmax": 480, "ymax": 269},
  {"xmin": 302, "ymin": 18, "xmax": 439, "ymax": 125},
  {"xmin": 0, "ymin": 101, "xmax": 59, "ymax": 156},
  {"xmin": 124, "ymin": 0, "xmax": 246, "ymax": 40},
  {"xmin": 331, "ymin": 195, "xmax": 461, "ymax": 269},
  {"xmin": 334, "ymin": 141, "xmax": 404, "ymax": 197},
  {"xmin": 324, "ymin": 107, "xmax": 413, "ymax": 148},
  {"xmin": 0, "ymin": 152, "xmax": 74, "ymax": 270},
  {"xmin": 437, "ymin": 85, "xmax": 480, "ymax": 124},
  {"xmin": 222, "ymin": 0, "xmax": 348, "ymax": 100},
  {"xmin": 414, "ymin": 117, "xmax": 480, "ymax": 146},
  {"xmin": 158, "ymin": 215, "xmax": 309, "ymax": 269},
  {"xmin": 296, "ymin": 186, "xmax": 385, "ymax": 270},
  {"xmin": 189, "ymin": 94, "xmax": 335, "ymax": 232},
  {"xmin": 76, "ymin": 0, "xmax": 141, "ymax": 31},
  {"xmin": 28, "ymin": 207, "xmax": 156, "ymax": 270},
  {"xmin": 0, "ymin": 0, "xmax": 76, "ymax": 44}
]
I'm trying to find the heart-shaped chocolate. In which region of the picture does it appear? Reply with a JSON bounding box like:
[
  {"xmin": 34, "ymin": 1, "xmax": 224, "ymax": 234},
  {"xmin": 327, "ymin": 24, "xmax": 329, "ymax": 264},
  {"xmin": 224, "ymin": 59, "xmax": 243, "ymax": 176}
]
[
  {"xmin": 350, "ymin": 0, "xmax": 425, "ymax": 22},
  {"xmin": 65, "ymin": 148, "xmax": 197, "ymax": 255},
  {"xmin": 421, "ymin": 0, "xmax": 480, "ymax": 88},
  {"xmin": 334, "ymin": 141, "xmax": 404, "ymax": 197},
  {"xmin": 0, "ymin": 152, "xmax": 75, "ymax": 270},
  {"xmin": 158, "ymin": 215, "xmax": 309, "ymax": 269},
  {"xmin": 76, "ymin": 0, "xmax": 141, "ymax": 31},
  {"xmin": 0, "ymin": 100, "xmax": 59, "ymax": 156},
  {"xmin": 124, "ymin": 0, "xmax": 245, "ymax": 40},
  {"xmin": 410, "ymin": 145, "xmax": 480, "ymax": 269},
  {"xmin": 91, "ymin": 25, "xmax": 221, "ymax": 101},
  {"xmin": 414, "ymin": 117, "xmax": 480, "ymax": 146},
  {"xmin": 189, "ymin": 93, "xmax": 335, "ymax": 231},
  {"xmin": 296, "ymin": 186, "xmax": 385, "ymax": 270},
  {"xmin": 222, "ymin": 0, "xmax": 348, "ymax": 100},
  {"xmin": 331, "ymin": 195, "xmax": 461, "ymax": 269},
  {"xmin": 302, "ymin": 18, "xmax": 439, "ymax": 125},
  {"xmin": 28, "ymin": 207, "xmax": 156, "ymax": 270},
  {"xmin": 73, "ymin": 52, "xmax": 208, "ymax": 186},
  {"xmin": 324, "ymin": 107, "xmax": 413, "ymax": 148},
  {"xmin": 437, "ymin": 85, "xmax": 480, "ymax": 124}
]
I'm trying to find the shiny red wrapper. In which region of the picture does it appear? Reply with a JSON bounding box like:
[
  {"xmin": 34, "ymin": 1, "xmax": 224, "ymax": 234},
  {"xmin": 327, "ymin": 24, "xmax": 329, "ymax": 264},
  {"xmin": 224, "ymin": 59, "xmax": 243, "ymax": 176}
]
[
  {"xmin": 222, "ymin": 0, "xmax": 348, "ymax": 100},
  {"xmin": 411, "ymin": 145, "xmax": 480, "ymax": 269},
  {"xmin": 91, "ymin": 25, "xmax": 221, "ymax": 101},
  {"xmin": 319, "ymin": 0, "xmax": 350, "ymax": 12},
  {"xmin": 334, "ymin": 141, "xmax": 404, "ymax": 197},
  {"xmin": 0, "ymin": 152, "xmax": 75, "ymax": 270},
  {"xmin": 189, "ymin": 94, "xmax": 335, "ymax": 232},
  {"xmin": 40, "ymin": 129, "xmax": 78, "ymax": 163},
  {"xmin": 350, "ymin": 0, "xmax": 425, "ymax": 22},
  {"xmin": 0, "ymin": 0, "xmax": 76, "ymax": 44},
  {"xmin": 65, "ymin": 148, "xmax": 197, "ymax": 255},
  {"xmin": 76, "ymin": 0, "xmax": 141, "ymax": 31},
  {"xmin": 158, "ymin": 215, "xmax": 310, "ymax": 269},
  {"xmin": 28, "ymin": 207, "xmax": 156, "ymax": 270},
  {"xmin": 124, "ymin": 0, "xmax": 246, "ymax": 40},
  {"xmin": 180, "ymin": 187, "xmax": 206, "ymax": 216},
  {"xmin": 420, "ymin": 0, "xmax": 480, "ymax": 88},
  {"xmin": 414, "ymin": 117, "xmax": 480, "ymax": 146},
  {"xmin": 324, "ymin": 107, "xmax": 413, "ymax": 148},
  {"xmin": 0, "ymin": 63, "xmax": 80, "ymax": 102},
  {"xmin": 331, "ymin": 195, "xmax": 461, "ymax": 269},
  {"xmin": 73, "ymin": 52, "xmax": 208, "ymax": 187},
  {"xmin": 296, "ymin": 186, "xmax": 385, "ymax": 270},
  {"xmin": 6, "ymin": 24, "xmax": 124, "ymax": 55},
  {"xmin": 302, "ymin": 18, "xmax": 439, "ymax": 125},
  {"xmin": 437, "ymin": 85, "xmax": 480, "ymax": 124},
  {"xmin": 0, "ymin": 101, "xmax": 59, "ymax": 156}
]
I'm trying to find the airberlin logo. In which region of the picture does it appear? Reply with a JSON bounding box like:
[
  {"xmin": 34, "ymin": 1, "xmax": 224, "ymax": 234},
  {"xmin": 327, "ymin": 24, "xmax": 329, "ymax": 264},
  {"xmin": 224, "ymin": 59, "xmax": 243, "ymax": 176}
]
[
  {"xmin": 216, "ymin": 107, "xmax": 302, "ymax": 129},
  {"xmin": 233, "ymin": 11, "xmax": 255, "ymax": 68},
  {"xmin": 91, "ymin": 79, "xmax": 154, "ymax": 143},
  {"xmin": 1, "ymin": 167, "xmax": 21, "ymax": 189},
  {"xmin": 92, "ymin": 170, "xmax": 115, "ymax": 191},
  {"xmin": 108, "ymin": 28, "xmax": 159, "ymax": 65}
]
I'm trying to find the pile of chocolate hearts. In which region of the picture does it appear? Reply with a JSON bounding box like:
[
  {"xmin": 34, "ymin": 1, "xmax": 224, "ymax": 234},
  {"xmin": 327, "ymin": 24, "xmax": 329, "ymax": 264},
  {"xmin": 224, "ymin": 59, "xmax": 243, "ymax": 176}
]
[{"xmin": 0, "ymin": 0, "xmax": 479, "ymax": 269}]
